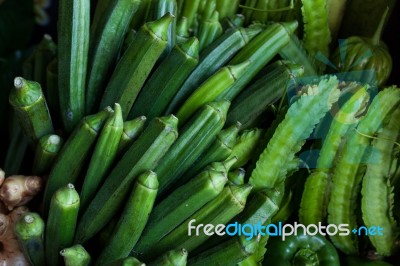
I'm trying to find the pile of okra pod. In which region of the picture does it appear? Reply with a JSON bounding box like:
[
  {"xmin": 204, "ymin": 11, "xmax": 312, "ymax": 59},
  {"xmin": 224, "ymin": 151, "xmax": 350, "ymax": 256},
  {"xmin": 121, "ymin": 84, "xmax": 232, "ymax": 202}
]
[{"xmin": 1, "ymin": 0, "xmax": 400, "ymax": 265}]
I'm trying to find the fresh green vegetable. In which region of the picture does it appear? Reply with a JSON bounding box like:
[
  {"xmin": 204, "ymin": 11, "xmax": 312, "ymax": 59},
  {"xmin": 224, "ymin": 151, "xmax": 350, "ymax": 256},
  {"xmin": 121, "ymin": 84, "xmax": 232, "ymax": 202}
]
[
  {"xmin": 85, "ymin": 0, "xmax": 141, "ymax": 113},
  {"xmin": 14, "ymin": 212, "xmax": 45, "ymax": 266},
  {"xmin": 9, "ymin": 77, "xmax": 54, "ymax": 144},
  {"xmin": 128, "ymin": 37, "xmax": 199, "ymax": 121},
  {"xmin": 43, "ymin": 108, "xmax": 110, "ymax": 214},
  {"xmin": 60, "ymin": 244, "xmax": 91, "ymax": 266},
  {"xmin": 32, "ymin": 134, "xmax": 63, "ymax": 175},
  {"xmin": 75, "ymin": 115, "xmax": 178, "ymax": 244},
  {"xmin": 45, "ymin": 183, "xmax": 80, "ymax": 266},
  {"xmin": 328, "ymin": 87, "xmax": 400, "ymax": 254},
  {"xmin": 148, "ymin": 249, "xmax": 188, "ymax": 266},
  {"xmin": 58, "ymin": 0, "xmax": 90, "ymax": 132},
  {"xmin": 80, "ymin": 103, "xmax": 124, "ymax": 212},
  {"xmin": 97, "ymin": 171, "xmax": 158, "ymax": 265},
  {"xmin": 99, "ymin": 14, "xmax": 172, "ymax": 118},
  {"xmin": 117, "ymin": 116, "xmax": 147, "ymax": 155}
]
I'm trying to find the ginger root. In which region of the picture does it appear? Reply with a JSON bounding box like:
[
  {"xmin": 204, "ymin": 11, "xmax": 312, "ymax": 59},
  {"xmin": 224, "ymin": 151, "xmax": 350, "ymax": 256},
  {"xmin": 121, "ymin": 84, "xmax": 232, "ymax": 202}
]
[
  {"xmin": 0, "ymin": 206, "xmax": 30, "ymax": 266},
  {"xmin": 0, "ymin": 172, "xmax": 42, "ymax": 211}
]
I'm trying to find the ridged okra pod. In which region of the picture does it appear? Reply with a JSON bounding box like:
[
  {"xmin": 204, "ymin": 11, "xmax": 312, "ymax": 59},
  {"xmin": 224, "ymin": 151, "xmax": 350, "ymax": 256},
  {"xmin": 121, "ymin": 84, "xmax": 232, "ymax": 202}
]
[
  {"xmin": 128, "ymin": 37, "xmax": 199, "ymax": 121},
  {"xmin": 80, "ymin": 103, "xmax": 124, "ymax": 212},
  {"xmin": 176, "ymin": 61, "xmax": 249, "ymax": 125},
  {"xmin": 165, "ymin": 26, "xmax": 261, "ymax": 114},
  {"xmin": 9, "ymin": 77, "xmax": 54, "ymax": 145},
  {"xmin": 148, "ymin": 249, "xmax": 188, "ymax": 266},
  {"xmin": 226, "ymin": 60, "xmax": 304, "ymax": 129},
  {"xmin": 117, "ymin": 116, "xmax": 147, "ymax": 155},
  {"xmin": 134, "ymin": 169, "xmax": 227, "ymax": 254},
  {"xmin": 216, "ymin": 21, "xmax": 298, "ymax": 101},
  {"xmin": 198, "ymin": 10, "xmax": 223, "ymax": 51},
  {"xmin": 33, "ymin": 34, "xmax": 57, "ymax": 88},
  {"xmin": 150, "ymin": 0, "xmax": 178, "ymax": 54},
  {"xmin": 96, "ymin": 171, "xmax": 158, "ymax": 265},
  {"xmin": 15, "ymin": 212, "xmax": 45, "ymax": 266},
  {"xmin": 140, "ymin": 184, "xmax": 252, "ymax": 259},
  {"xmin": 75, "ymin": 115, "xmax": 178, "ymax": 244},
  {"xmin": 58, "ymin": 0, "xmax": 90, "ymax": 132},
  {"xmin": 155, "ymin": 101, "xmax": 229, "ymax": 196},
  {"xmin": 103, "ymin": 257, "xmax": 144, "ymax": 266},
  {"xmin": 45, "ymin": 184, "xmax": 80, "ymax": 266},
  {"xmin": 85, "ymin": 0, "xmax": 141, "ymax": 113},
  {"xmin": 181, "ymin": 122, "xmax": 240, "ymax": 180},
  {"xmin": 189, "ymin": 235, "xmax": 257, "ymax": 266},
  {"xmin": 85, "ymin": 0, "xmax": 140, "ymax": 114},
  {"xmin": 43, "ymin": 108, "xmax": 110, "ymax": 213},
  {"xmin": 60, "ymin": 244, "xmax": 91, "ymax": 266},
  {"xmin": 32, "ymin": 134, "xmax": 63, "ymax": 175},
  {"xmin": 100, "ymin": 14, "xmax": 172, "ymax": 118}
]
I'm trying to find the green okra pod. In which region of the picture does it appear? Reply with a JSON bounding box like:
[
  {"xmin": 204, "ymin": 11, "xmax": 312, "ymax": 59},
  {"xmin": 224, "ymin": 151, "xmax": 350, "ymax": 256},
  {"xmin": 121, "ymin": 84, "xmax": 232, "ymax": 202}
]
[
  {"xmin": 176, "ymin": 17, "xmax": 190, "ymax": 44},
  {"xmin": 148, "ymin": 249, "xmax": 188, "ymax": 266},
  {"xmin": 14, "ymin": 212, "xmax": 45, "ymax": 266},
  {"xmin": 9, "ymin": 77, "xmax": 54, "ymax": 145},
  {"xmin": 96, "ymin": 171, "xmax": 159, "ymax": 265},
  {"xmin": 80, "ymin": 103, "xmax": 124, "ymax": 212},
  {"xmin": 198, "ymin": 10, "xmax": 223, "ymax": 51},
  {"xmin": 221, "ymin": 14, "xmax": 245, "ymax": 31},
  {"xmin": 216, "ymin": 21, "xmax": 297, "ymax": 101},
  {"xmin": 180, "ymin": 0, "xmax": 201, "ymax": 27},
  {"xmin": 100, "ymin": 14, "xmax": 172, "ymax": 118},
  {"xmin": 142, "ymin": 184, "xmax": 252, "ymax": 259},
  {"xmin": 33, "ymin": 34, "xmax": 57, "ymax": 88},
  {"xmin": 43, "ymin": 108, "xmax": 110, "ymax": 214},
  {"xmin": 45, "ymin": 183, "xmax": 80, "ymax": 266},
  {"xmin": 155, "ymin": 101, "xmax": 229, "ymax": 196},
  {"xmin": 216, "ymin": 0, "xmax": 240, "ymax": 19},
  {"xmin": 60, "ymin": 244, "xmax": 91, "ymax": 266},
  {"xmin": 75, "ymin": 115, "xmax": 178, "ymax": 244},
  {"xmin": 189, "ymin": 235, "xmax": 257, "ymax": 266},
  {"xmin": 166, "ymin": 26, "xmax": 261, "ymax": 114},
  {"xmin": 226, "ymin": 60, "xmax": 304, "ymax": 129},
  {"xmin": 58, "ymin": 0, "xmax": 90, "ymax": 132},
  {"xmin": 103, "ymin": 257, "xmax": 145, "ymax": 266},
  {"xmin": 176, "ymin": 61, "xmax": 249, "ymax": 125},
  {"xmin": 128, "ymin": 37, "xmax": 199, "ymax": 121},
  {"xmin": 45, "ymin": 58, "xmax": 59, "ymax": 123},
  {"xmin": 22, "ymin": 53, "xmax": 34, "ymax": 80},
  {"xmin": 228, "ymin": 168, "xmax": 246, "ymax": 185},
  {"xmin": 134, "ymin": 169, "xmax": 227, "ymax": 254},
  {"xmin": 85, "ymin": 0, "xmax": 141, "ymax": 113},
  {"xmin": 181, "ymin": 122, "xmax": 240, "ymax": 181},
  {"xmin": 32, "ymin": 134, "xmax": 63, "ymax": 175},
  {"xmin": 117, "ymin": 116, "xmax": 147, "ymax": 156},
  {"xmin": 228, "ymin": 128, "xmax": 263, "ymax": 169},
  {"xmin": 151, "ymin": 0, "xmax": 178, "ymax": 54}
]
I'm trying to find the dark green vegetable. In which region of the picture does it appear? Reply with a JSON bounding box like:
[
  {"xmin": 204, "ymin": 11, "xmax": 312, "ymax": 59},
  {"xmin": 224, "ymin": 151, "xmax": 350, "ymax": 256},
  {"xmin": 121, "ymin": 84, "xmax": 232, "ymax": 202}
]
[
  {"xmin": 9, "ymin": 77, "xmax": 54, "ymax": 145},
  {"xmin": 148, "ymin": 249, "xmax": 188, "ymax": 266},
  {"xmin": 60, "ymin": 244, "xmax": 91, "ymax": 266},
  {"xmin": 14, "ymin": 212, "xmax": 45, "ymax": 266},
  {"xmin": 264, "ymin": 230, "xmax": 340, "ymax": 266},
  {"xmin": 32, "ymin": 134, "xmax": 63, "ymax": 175},
  {"xmin": 117, "ymin": 116, "xmax": 147, "ymax": 155}
]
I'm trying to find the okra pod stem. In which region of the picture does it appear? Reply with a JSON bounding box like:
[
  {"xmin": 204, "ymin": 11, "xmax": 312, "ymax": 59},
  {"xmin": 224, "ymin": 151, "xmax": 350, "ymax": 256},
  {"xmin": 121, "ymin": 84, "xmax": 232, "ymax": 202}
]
[
  {"xmin": 14, "ymin": 212, "xmax": 45, "ymax": 266},
  {"xmin": 117, "ymin": 116, "xmax": 147, "ymax": 156},
  {"xmin": 9, "ymin": 77, "xmax": 54, "ymax": 145},
  {"xmin": 32, "ymin": 134, "xmax": 63, "ymax": 175},
  {"xmin": 60, "ymin": 244, "xmax": 91, "ymax": 266}
]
